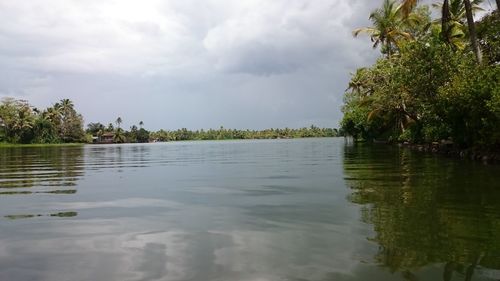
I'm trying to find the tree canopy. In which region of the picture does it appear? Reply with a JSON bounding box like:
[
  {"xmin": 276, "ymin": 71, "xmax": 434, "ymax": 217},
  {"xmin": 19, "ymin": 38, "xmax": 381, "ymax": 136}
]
[{"xmin": 341, "ymin": 1, "xmax": 499, "ymax": 149}]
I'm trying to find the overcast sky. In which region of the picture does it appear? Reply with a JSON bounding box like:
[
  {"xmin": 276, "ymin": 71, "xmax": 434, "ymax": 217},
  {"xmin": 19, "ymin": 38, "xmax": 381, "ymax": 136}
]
[{"xmin": 0, "ymin": 1, "xmax": 495, "ymax": 130}]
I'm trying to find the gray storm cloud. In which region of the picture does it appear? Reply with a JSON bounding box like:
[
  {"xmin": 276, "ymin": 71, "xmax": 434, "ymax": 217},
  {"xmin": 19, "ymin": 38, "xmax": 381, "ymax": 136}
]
[{"xmin": 0, "ymin": 0, "xmax": 381, "ymax": 130}]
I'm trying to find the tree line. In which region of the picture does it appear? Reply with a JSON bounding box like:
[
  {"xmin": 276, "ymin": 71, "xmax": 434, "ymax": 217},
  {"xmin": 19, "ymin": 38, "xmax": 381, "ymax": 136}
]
[
  {"xmin": 150, "ymin": 126, "xmax": 338, "ymax": 141},
  {"xmin": 0, "ymin": 98, "xmax": 338, "ymax": 144},
  {"xmin": 341, "ymin": 0, "xmax": 499, "ymax": 149},
  {"xmin": 0, "ymin": 98, "xmax": 85, "ymax": 144}
]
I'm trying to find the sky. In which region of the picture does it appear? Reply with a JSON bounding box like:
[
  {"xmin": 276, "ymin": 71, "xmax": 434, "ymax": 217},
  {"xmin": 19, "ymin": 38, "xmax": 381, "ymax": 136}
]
[{"xmin": 0, "ymin": 0, "xmax": 495, "ymax": 130}]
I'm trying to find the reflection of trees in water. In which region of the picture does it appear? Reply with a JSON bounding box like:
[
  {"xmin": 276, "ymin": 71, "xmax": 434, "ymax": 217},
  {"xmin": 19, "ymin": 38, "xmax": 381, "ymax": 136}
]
[
  {"xmin": 85, "ymin": 144, "xmax": 152, "ymax": 172},
  {"xmin": 0, "ymin": 146, "xmax": 84, "ymax": 193},
  {"xmin": 5, "ymin": 211, "xmax": 78, "ymax": 219},
  {"xmin": 343, "ymin": 143, "xmax": 500, "ymax": 280}
]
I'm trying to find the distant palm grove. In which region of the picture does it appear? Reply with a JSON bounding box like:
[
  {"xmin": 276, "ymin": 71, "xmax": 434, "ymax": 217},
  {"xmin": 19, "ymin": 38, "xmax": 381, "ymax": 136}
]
[
  {"xmin": 342, "ymin": 0, "xmax": 499, "ymax": 149},
  {"xmin": 0, "ymin": 98, "xmax": 338, "ymax": 144}
]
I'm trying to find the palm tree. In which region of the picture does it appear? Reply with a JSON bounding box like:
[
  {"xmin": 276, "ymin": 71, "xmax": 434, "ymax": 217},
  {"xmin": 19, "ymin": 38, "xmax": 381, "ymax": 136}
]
[
  {"xmin": 115, "ymin": 117, "xmax": 122, "ymax": 129},
  {"xmin": 139, "ymin": 121, "xmax": 144, "ymax": 129},
  {"xmin": 45, "ymin": 106, "xmax": 61, "ymax": 123},
  {"xmin": 401, "ymin": 0, "xmax": 482, "ymax": 62},
  {"xmin": 97, "ymin": 128, "xmax": 104, "ymax": 142},
  {"xmin": 353, "ymin": 0, "xmax": 412, "ymax": 57},
  {"xmin": 433, "ymin": 0, "xmax": 484, "ymax": 48},
  {"xmin": 59, "ymin": 99, "xmax": 74, "ymax": 112},
  {"xmin": 400, "ymin": 0, "xmax": 419, "ymax": 17},
  {"xmin": 113, "ymin": 127, "xmax": 126, "ymax": 143},
  {"xmin": 433, "ymin": 0, "xmax": 484, "ymax": 22},
  {"xmin": 463, "ymin": 0, "xmax": 482, "ymax": 63},
  {"xmin": 14, "ymin": 102, "xmax": 35, "ymax": 131}
]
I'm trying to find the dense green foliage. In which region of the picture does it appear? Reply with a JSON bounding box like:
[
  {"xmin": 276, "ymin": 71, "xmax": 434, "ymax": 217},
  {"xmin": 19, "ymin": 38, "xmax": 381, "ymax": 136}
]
[
  {"xmin": 85, "ymin": 121, "xmax": 151, "ymax": 143},
  {"xmin": 87, "ymin": 121, "xmax": 337, "ymax": 143},
  {"xmin": 342, "ymin": 1, "xmax": 499, "ymax": 149},
  {"xmin": 1, "ymin": 98, "xmax": 338, "ymax": 145},
  {"xmin": 150, "ymin": 126, "xmax": 338, "ymax": 142},
  {"xmin": 0, "ymin": 98, "xmax": 85, "ymax": 144}
]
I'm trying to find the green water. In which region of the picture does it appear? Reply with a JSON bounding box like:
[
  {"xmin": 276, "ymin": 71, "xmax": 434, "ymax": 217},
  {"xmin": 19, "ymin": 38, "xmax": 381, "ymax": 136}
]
[{"xmin": 0, "ymin": 138, "xmax": 499, "ymax": 281}]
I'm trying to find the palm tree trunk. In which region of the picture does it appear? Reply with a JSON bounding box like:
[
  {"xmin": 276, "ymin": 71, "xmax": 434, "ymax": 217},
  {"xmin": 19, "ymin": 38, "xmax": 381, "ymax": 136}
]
[
  {"xmin": 496, "ymin": 0, "xmax": 499, "ymax": 10},
  {"xmin": 464, "ymin": 0, "xmax": 482, "ymax": 63},
  {"xmin": 441, "ymin": 0, "xmax": 451, "ymax": 43}
]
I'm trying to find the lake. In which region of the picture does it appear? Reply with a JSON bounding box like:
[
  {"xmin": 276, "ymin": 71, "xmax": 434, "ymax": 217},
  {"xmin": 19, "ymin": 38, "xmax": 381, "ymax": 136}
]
[{"xmin": 0, "ymin": 138, "xmax": 499, "ymax": 281}]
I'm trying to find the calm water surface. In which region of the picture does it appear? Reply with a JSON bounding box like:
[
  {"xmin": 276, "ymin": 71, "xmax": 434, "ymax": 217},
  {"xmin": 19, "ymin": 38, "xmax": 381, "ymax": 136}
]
[{"xmin": 0, "ymin": 138, "xmax": 499, "ymax": 281}]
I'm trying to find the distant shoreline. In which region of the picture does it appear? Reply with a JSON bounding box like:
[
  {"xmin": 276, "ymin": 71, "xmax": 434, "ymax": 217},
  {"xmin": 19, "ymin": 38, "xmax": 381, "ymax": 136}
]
[{"xmin": 0, "ymin": 137, "xmax": 341, "ymax": 148}]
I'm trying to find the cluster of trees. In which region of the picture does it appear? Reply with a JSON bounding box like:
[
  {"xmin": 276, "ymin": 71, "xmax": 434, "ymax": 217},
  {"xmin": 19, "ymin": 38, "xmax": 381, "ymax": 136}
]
[
  {"xmin": 150, "ymin": 126, "xmax": 338, "ymax": 141},
  {"xmin": 86, "ymin": 121, "xmax": 338, "ymax": 143},
  {"xmin": 341, "ymin": 0, "xmax": 499, "ymax": 149},
  {"xmin": 86, "ymin": 118, "xmax": 150, "ymax": 143},
  {"xmin": 0, "ymin": 97, "xmax": 338, "ymax": 144},
  {"xmin": 0, "ymin": 98, "xmax": 85, "ymax": 144}
]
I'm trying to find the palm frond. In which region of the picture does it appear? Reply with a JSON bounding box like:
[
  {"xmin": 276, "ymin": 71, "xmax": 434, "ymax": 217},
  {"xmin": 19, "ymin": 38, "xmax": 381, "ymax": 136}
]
[{"xmin": 400, "ymin": 0, "xmax": 419, "ymax": 17}]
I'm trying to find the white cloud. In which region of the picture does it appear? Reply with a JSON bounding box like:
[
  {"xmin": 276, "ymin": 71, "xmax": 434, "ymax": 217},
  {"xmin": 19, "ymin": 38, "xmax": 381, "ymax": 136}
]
[
  {"xmin": 0, "ymin": 0, "xmax": 381, "ymax": 129},
  {"xmin": 0, "ymin": 0, "xmax": 205, "ymax": 75},
  {"xmin": 202, "ymin": 0, "xmax": 360, "ymax": 75}
]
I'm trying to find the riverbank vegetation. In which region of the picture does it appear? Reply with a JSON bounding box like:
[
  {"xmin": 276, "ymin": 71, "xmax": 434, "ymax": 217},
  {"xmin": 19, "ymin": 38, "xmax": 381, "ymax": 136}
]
[
  {"xmin": 86, "ymin": 122, "xmax": 338, "ymax": 143},
  {"xmin": 341, "ymin": 0, "xmax": 499, "ymax": 151},
  {"xmin": 149, "ymin": 126, "xmax": 338, "ymax": 141},
  {"xmin": 0, "ymin": 98, "xmax": 85, "ymax": 144},
  {"xmin": 0, "ymin": 98, "xmax": 338, "ymax": 144}
]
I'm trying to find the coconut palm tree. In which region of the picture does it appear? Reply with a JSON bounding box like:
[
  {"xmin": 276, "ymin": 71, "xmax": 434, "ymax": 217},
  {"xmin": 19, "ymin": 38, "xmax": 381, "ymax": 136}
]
[
  {"xmin": 139, "ymin": 121, "xmax": 144, "ymax": 129},
  {"xmin": 433, "ymin": 0, "xmax": 484, "ymax": 23},
  {"xmin": 115, "ymin": 117, "xmax": 122, "ymax": 129},
  {"xmin": 45, "ymin": 106, "xmax": 61, "ymax": 123},
  {"xmin": 56, "ymin": 99, "xmax": 79, "ymax": 141},
  {"xmin": 113, "ymin": 127, "xmax": 126, "ymax": 143},
  {"xmin": 433, "ymin": 0, "xmax": 484, "ymax": 48},
  {"xmin": 463, "ymin": 0, "xmax": 482, "ymax": 63},
  {"xmin": 59, "ymin": 99, "xmax": 74, "ymax": 112},
  {"xmin": 401, "ymin": 0, "xmax": 482, "ymax": 62},
  {"xmin": 353, "ymin": 0, "xmax": 412, "ymax": 57}
]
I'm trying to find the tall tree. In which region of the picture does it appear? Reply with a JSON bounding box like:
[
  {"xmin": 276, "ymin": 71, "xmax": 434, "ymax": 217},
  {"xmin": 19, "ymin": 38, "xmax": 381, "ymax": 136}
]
[
  {"xmin": 402, "ymin": 0, "xmax": 483, "ymax": 62},
  {"xmin": 56, "ymin": 99, "xmax": 84, "ymax": 142},
  {"xmin": 60, "ymin": 99, "xmax": 74, "ymax": 112},
  {"xmin": 441, "ymin": 0, "xmax": 452, "ymax": 42},
  {"xmin": 354, "ymin": 0, "xmax": 412, "ymax": 57},
  {"xmin": 115, "ymin": 117, "xmax": 122, "ymax": 129},
  {"xmin": 464, "ymin": 0, "xmax": 482, "ymax": 63},
  {"xmin": 433, "ymin": 0, "xmax": 484, "ymax": 48}
]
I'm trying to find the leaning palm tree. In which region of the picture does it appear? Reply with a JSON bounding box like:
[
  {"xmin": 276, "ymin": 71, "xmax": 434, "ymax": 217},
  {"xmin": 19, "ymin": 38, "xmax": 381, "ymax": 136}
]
[{"xmin": 353, "ymin": 0, "xmax": 412, "ymax": 57}]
